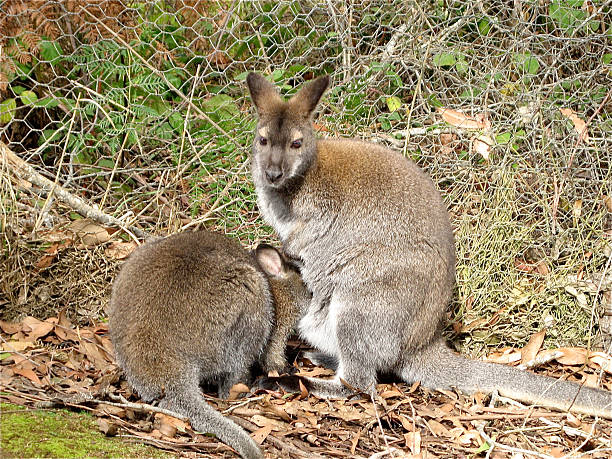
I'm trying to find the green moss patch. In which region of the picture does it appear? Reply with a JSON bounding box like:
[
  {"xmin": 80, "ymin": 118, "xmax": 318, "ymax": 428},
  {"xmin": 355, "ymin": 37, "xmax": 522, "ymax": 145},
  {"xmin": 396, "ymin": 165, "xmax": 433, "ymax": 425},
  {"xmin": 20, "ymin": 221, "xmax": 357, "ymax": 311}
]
[{"xmin": 0, "ymin": 403, "xmax": 173, "ymax": 458}]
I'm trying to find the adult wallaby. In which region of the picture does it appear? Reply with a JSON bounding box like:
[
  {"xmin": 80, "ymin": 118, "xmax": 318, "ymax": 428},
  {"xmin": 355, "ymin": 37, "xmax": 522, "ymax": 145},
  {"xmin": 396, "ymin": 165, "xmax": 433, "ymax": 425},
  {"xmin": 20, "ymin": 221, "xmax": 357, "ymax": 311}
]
[
  {"xmin": 246, "ymin": 72, "xmax": 612, "ymax": 419},
  {"xmin": 108, "ymin": 230, "xmax": 311, "ymax": 459}
]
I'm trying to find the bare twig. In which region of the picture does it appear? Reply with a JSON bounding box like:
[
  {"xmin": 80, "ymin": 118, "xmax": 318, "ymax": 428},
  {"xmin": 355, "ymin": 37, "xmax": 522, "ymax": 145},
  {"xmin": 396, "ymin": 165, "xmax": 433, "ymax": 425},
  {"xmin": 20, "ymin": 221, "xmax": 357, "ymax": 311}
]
[
  {"xmin": 1, "ymin": 141, "xmax": 149, "ymax": 240},
  {"xmin": 229, "ymin": 415, "xmax": 327, "ymax": 459}
]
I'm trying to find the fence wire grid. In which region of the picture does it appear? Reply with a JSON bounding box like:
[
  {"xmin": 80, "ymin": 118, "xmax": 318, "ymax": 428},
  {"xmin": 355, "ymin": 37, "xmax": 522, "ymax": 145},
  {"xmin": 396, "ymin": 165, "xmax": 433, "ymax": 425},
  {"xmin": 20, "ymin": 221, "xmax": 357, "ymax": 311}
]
[{"xmin": 1, "ymin": 1, "xmax": 611, "ymax": 353}]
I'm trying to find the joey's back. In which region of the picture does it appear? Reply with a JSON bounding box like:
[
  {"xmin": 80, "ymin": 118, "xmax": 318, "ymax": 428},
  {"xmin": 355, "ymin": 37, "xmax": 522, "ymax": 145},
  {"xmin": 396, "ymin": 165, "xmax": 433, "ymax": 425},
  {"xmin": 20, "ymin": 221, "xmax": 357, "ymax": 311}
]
[
  {"xmin": 109, "ymin": 230, "xmax": 311, "ymax": 458},
  {"xmin": 109, "ymin": 231, "xmax": 272, "ymax": 399}
]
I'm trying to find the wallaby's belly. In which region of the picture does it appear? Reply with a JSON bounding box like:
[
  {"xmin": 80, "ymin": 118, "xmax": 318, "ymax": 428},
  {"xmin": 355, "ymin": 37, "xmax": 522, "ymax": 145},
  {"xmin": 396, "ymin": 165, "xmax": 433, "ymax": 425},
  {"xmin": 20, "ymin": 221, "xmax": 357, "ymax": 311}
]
[{"xmin": 298, "ymin": 295, "xmax": 340, "ymax": 356}]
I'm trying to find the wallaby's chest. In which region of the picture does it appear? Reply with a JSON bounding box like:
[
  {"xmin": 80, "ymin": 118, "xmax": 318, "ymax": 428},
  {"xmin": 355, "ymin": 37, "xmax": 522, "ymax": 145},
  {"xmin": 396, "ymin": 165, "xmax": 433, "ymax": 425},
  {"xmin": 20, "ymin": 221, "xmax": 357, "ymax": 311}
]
[{"xmin": 257, "ymin": 190, "xmax": 296, "ymax": 241}]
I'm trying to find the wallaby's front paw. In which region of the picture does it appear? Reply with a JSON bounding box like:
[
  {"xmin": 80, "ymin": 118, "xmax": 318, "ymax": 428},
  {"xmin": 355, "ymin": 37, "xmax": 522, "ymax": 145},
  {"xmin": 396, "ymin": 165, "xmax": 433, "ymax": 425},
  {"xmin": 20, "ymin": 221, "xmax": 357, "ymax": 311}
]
[
  {"xmin": 256, "ymin": 375, "xmax": 303, "ymax": 393},
  {"xmin": 263, "ymin": 357, "xmax": 294, "ymax": 376}
]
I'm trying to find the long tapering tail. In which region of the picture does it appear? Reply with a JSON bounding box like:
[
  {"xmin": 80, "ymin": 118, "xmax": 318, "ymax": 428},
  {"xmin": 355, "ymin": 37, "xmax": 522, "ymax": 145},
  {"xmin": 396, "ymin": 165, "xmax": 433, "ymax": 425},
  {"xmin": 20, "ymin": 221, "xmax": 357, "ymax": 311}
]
[
  {"xmin": 162, "ymin": 384, "xmax": 263, "ymax": 459},
  {"xmin": 401, "ymin": 339, "xmax": 612, "ymax": 419}
]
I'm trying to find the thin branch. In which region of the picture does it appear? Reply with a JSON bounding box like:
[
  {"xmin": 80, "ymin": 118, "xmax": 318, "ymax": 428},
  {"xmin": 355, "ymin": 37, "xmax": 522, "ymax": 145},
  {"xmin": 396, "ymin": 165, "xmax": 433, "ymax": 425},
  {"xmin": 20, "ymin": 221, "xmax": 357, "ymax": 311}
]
[
  {"xmin": 1, "ymin": 141, "xmax": 149, "ymax": 240},
  {"xmin": 229, "ymin": 415, "xmax": 327, "ymax": 459}
]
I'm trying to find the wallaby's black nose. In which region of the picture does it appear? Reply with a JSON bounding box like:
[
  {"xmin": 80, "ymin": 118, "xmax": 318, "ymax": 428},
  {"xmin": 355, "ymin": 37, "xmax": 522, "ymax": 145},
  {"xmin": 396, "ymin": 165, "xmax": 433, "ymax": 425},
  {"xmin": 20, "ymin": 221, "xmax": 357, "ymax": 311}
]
[{"xmin": 265, "ymin": 168, "xmax": 283, "ymax": 183}]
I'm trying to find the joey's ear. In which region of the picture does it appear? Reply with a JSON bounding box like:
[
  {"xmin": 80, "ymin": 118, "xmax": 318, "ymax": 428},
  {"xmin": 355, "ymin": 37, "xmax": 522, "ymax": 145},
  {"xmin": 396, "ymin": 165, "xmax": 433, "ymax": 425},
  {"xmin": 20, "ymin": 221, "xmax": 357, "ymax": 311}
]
[
  {"xmin": 246, "ymin": 73, "xmax": 282, "ymax": 115},
  {"xmin": 254, "ymin": 244, "xmax": 285, "ymax": 277},
  {"xmin": 289, "ymin": 75, "xmax": 330, "ymax": 118}
]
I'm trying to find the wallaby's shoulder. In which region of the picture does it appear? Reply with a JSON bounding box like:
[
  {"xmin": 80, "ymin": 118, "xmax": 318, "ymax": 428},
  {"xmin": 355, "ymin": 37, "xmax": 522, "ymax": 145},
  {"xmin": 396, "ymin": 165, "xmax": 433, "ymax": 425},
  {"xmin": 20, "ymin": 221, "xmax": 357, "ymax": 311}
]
[
  {"xmin": 115, "ymin": 231, "xmax": 261, "ymax": 296},
  {"xmin": 311, "ymin": 138, "xmax": 434, "ymax": 194}
]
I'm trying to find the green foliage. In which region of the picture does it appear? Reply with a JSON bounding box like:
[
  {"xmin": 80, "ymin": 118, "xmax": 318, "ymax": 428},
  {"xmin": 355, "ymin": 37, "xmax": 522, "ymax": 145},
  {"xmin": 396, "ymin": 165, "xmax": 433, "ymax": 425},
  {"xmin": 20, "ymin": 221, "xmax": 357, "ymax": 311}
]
[
  {"xmin": 0, "ymin": 98, "xmax": 16, "ymax": 124},
  {"xmin": 513, "ymin": 53, "xmax": 540, "ymax": 75},
  {"xmin": 549, "ymin": 0, "xmax": 600, "ymax": 35},
  {"xmin": 432, "ymin": 52, "xmax": 468, "ymax": 73}
]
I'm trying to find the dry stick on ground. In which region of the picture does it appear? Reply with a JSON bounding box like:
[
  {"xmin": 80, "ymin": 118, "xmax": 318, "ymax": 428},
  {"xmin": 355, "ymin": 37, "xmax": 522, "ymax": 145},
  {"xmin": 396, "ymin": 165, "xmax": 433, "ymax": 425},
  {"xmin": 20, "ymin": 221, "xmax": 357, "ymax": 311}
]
[
  {"xmin": 60, "ymin": 393, "xmax": 320, "ymax": 458},
  {"xmin": 1, "ymin": 141, "xmax": 149, "ymax": 240},
  {"xmin": 476, "ymin": 424, "xmax": 553, "ymax": 459},
  {"xmin": 229, "ymin": 415, "xmax": 329, "ymax": 459}
]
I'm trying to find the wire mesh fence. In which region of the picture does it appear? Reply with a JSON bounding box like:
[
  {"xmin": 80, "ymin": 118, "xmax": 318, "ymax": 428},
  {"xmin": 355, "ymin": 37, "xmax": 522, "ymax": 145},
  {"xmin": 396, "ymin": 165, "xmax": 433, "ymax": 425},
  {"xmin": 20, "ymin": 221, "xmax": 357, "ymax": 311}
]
[{"xmin": 1, "ymin": 1, "xmax": 611, "ymax": 351}]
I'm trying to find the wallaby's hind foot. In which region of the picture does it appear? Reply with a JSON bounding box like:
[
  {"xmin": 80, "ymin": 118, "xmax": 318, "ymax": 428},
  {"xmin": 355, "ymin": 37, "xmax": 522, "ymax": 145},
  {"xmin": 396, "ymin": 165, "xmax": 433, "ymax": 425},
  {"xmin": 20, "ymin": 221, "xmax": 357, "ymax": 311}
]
[
  {"xmin": 259, "ymin": 373, "xmax": 362, "ymax": 399},
  {"xmin": 262, "ymin": 352, "xmax": 378, "ymax": 400}
]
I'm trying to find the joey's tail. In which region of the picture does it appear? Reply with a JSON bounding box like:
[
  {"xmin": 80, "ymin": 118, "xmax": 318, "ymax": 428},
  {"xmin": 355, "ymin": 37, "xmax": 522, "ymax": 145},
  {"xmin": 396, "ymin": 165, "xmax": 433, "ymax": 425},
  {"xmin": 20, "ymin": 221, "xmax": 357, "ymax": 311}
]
[
  {"xmin": 401, "ymin": 339, "xmax": 612, "ymax": 419},
  {"xmin": 162, "ymin": 383, "xmax": 262, "ymax": 459}
]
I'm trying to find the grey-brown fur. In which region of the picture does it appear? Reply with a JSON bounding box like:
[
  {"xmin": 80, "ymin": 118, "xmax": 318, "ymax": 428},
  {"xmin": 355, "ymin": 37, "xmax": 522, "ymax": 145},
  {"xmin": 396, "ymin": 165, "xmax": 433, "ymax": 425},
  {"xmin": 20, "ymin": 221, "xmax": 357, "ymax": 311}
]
[
  {"xmin": 246, "ymin": 72, "xmax": 612, "ymax": 419},
  {"xmin": 108, "ymin": 230, "xmax": 310, "ymax": 459}
]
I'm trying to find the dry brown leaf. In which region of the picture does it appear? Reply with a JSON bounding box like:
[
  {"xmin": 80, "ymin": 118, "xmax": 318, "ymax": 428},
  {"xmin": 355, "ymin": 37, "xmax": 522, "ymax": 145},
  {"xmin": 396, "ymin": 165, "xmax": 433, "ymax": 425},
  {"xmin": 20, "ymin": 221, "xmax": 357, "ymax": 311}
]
[
  {"xmin": 395, "ymin": 414, "xmax": 414, "ymax": 431},
  {"xmin": 473, "ymin": 134, "xmax": 493, "ymax": 160},
  {"xmin": 104, "ymin": 241, "xmax": 138, "ymax": 260},
  {"xmin": 559, "ymin": 108, "xmax": 589, "ymax": 143},
  {"xmin": 298, "ymin": 377, "xmax": 309, "ymax": 399},
  {"xmin": 457, "ymin": 429, "xmax": 480, "ymax": 446},
  {"xmin": 68, "ymin": 219, "xmax": 111, "ymax": 247},
  {"xmin": 13, "ymin": 367, "xmax": 42, "ymax": 386},
  {"xmin": 380, "ymin": 387, "xmax": 405, "ymax": 399},
  {"xmin": 207, "ymin": 50, "xmax": 231, "ymax": 69},
  {"xmin": 38, "ymin": 228, "xmax": 73, "ymax": 243},
  {"xmin": 485, "ymin": 349, "xmax": 522, "ymax": 364},
  {"xmin": 80, "ymin": 341, "xmax": 113, "ymax": 370},
  {"xmin": 22, "ymin": 316, "xmax": 55, "ymax": 340},
  {"xmin": 603, "ymin": 195, "xmax": 612, "ymax": 213},
  {"xmin": 427, "ymin": 419, "xmax": 450, "ymax": 437},
  {"xmin": 296, "ymin": 366, "xmax": 335, "ymax": 377},
  {"xmin": 0, "ymin": 340, "xmax": 36, "ymax": 352},
  {"xmin": 548, "ymin": 446, "xmax": 565, "ymax": 458},
  {"xmin": 34, "ymin": 253, "xmax": 56, "ymax": 270},
  {"xmin": 437, "ymin": 107, "xmax": 488, "ymax": 130},
  {"xmin": 554, "ymin": 347, "xmax": 588, "ymax": 366},
  {"xmin": 154, "ymin": 413, "xmax": 181, "ymax": 438},
  {"xmin": 535, "ymin": 261, "xmax": 550, "ymax": 276},
  {"xmin": 94, "ymin": 335, "xmax": 114, "ymax": 359},
  {"xmin": 54, "ymin": 309, "xmax": 78, "ymax": 341},
  {"xmin": 97, "ymin": 418, "xmax": 119, "ymax": 436},
  {"xmin": 565, "ymin": 413, "xmax": 581, "ymax": 428},
  {"xmin": 0, "ymin": 319, "xmax": 22, "ymax": 335},
  {"xmin": 98, "ymin": 403, "xmax": 126, "ymax": 417},
  {"xmin": 521, "ymin": 329, "xmax": 546, "ymax": 364},
  {"xmin": 439, "ymin": 132, "xmax": 457, "ymax": 155},
  {"xmin": 228, "ymin": 382, "xmax": 250, "ymax": 400},
  {"xmin": 589, "ymin": 352, "xmax": 612, "ymax": 374},
  {"xmin": 251, "ymin": 424, "xmax": 273, "ymax": 445},
  {"xmin": 350, "ymin": 431, "xmax": 361, "ymax": 455}
]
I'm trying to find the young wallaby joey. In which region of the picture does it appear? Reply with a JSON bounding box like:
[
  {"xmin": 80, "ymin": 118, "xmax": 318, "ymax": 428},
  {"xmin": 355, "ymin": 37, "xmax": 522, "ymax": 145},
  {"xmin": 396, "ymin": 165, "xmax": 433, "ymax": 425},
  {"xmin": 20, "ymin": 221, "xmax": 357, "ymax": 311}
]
[
  {"xmin": 246, "ymin": 72, "xmax": 612, "ymax": 419},
  {"xmin": 108, "ymin": 230, "xmax": 310, "ymax": 459}
]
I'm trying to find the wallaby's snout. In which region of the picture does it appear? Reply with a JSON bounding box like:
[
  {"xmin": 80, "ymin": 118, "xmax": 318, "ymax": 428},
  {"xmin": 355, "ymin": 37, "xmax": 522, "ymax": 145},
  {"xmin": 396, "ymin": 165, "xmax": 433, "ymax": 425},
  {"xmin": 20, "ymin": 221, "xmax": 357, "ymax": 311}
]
[
  {"xmin": 265, "ymin": 167, "xmax": 283, "ymax": 184},
  {"xmin": 262, "ymin": 148, "xmax": 284, "ymax": 184}
]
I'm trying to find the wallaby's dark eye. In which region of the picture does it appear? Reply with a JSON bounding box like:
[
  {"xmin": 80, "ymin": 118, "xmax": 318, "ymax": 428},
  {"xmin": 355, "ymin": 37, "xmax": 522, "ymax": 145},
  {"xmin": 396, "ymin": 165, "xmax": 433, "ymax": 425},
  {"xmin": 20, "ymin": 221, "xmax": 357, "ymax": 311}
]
[
  {"xmin": 291, "ymin": 139, "xmax": 302, "ymax": 149},
  {"xmin": 259, "ymin": 137, "xmax": 267, "ymax": 146}
]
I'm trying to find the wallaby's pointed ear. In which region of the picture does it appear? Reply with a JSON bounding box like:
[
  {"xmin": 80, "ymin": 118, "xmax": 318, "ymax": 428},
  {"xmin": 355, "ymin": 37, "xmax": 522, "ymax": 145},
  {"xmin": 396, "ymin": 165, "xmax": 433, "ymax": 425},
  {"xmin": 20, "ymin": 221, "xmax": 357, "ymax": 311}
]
[
  {"xmin": 246, "ymin": 72, "xmax": 282, "ymax": 115},
  {"xmin": 254, "ymin": 243, "xmax": 285, "ymax": 277},
  {"xmin": 289, "ymin": 75, "xmax": 330, "ymax": 118}
]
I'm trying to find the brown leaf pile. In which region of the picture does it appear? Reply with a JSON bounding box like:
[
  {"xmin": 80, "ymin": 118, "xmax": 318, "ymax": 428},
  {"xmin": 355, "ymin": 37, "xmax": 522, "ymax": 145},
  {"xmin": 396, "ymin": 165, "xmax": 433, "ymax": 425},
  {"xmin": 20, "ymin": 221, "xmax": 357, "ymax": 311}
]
[{"xmin": 1, "ymin": 315, "xmax": 611, "ymax": 458}]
